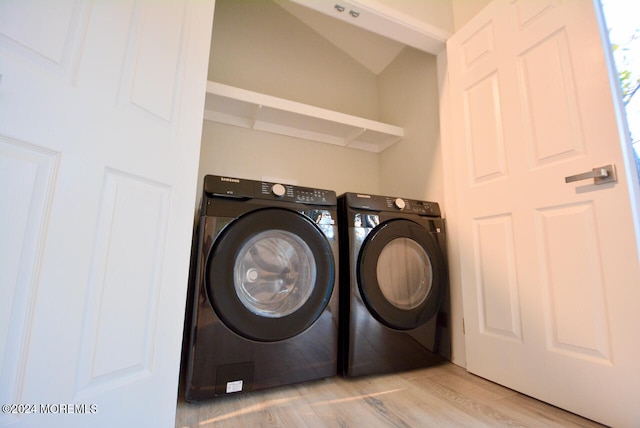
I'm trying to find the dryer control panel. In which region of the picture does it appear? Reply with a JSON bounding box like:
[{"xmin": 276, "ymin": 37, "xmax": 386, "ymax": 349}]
[{"xmin": 343, "ymin": 192, "xmax": 441, "ymax": 217}]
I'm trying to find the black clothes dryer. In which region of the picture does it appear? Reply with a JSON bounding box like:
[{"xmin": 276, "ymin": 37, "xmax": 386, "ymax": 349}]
[
  {"xmin": 337, "ymin": 192, "xmax": 451, "ymax": 377},
  {"xmin": 182, "ymin": 175, "xmax": 339, "ymax": 401}
]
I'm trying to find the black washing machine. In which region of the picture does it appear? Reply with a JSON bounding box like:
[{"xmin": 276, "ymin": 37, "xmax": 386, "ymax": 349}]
[
  {"xmin": 337, "ymin": 192, "xmax": 451, "ymax": 377},
  {"xmin": 182, "ymin": 175, "xmax": 339, "ymax": 401}
]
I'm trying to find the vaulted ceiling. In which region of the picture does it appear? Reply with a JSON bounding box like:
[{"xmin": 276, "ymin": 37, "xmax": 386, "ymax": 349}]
[{"xmin": 275, "ymin": 0, "xmax": 407, "ymax": 75}]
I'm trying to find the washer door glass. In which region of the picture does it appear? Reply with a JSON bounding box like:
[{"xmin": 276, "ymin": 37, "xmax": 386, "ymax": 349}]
[
  {"xmin": 376, "ymin": 237, "xmax": 432, "ymax": 310},
  {"xmin": 234, "ymin": 230, "xmax": 316, "ymax": 318},
  {"xmin": 206, "ymin": 207, "xmax": 335, "ymax": 342}
]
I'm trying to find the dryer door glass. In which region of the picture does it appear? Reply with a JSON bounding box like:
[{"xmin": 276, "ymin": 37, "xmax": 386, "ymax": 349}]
[
  {"xmin": 234, "ymin": 230, "xmax": 316, "ymax": 318},
  {"xmin": 357, "ymin": 218, "xmax": 446, "ymax": 330},
  {"xmin": 376, "ymin": 237, "xmax": 432, "ymax": 310}
]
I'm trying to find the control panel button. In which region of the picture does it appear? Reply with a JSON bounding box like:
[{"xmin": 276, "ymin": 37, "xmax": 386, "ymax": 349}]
[
  {"xmin": 271, "ymin": 183, "xmax": 286, "ymax": 197},
  {"xmin": 394, "ymin": 198, "xmax": 406, "ymax": 210}
]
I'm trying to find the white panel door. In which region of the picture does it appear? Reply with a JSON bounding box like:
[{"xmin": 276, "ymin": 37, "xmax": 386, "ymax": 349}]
[
  {"xmin": 447, "ymin": 0, "xmax": 640, "ymax": 426},
  {"xmin": 0, "ymin": 0, "xmax": 214, "ymax": 426}
]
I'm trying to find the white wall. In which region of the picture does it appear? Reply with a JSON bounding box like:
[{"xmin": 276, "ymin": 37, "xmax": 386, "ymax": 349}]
[
  {"xmin": 198, "ymin": 121, "xmax": 380, "ymax": 195},
  {"xmin": 200, "ymin": 0, "xmax": 384, "ymax": 194},
  {"xmin": 208, "ymin": 0, "xmax": 380, "ymax": 120},
  {"xmin": 378, "ymin": 47, "xmax": 443, "ymax": 202},
  {"xmin": 451, "ymin": 0, "xmax": 492, "ymax": 30},
  {"xmin": 203, "ymin": 0, "xmax": 444, "ymax": 199}
]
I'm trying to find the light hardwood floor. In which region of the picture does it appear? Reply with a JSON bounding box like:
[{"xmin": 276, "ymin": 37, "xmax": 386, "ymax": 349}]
[{"xmin": 175, "ymin": 362, "xmax": 605, "ymax": 427}]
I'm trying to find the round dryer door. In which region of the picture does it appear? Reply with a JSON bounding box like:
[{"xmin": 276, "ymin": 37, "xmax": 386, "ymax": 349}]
[
  {"xmin": 357, "ymin": 218, "xmax": 446, "ymax": 330},
  {"xmin": 206, "ymin": 207, "xmax": 335, "ymax": 342}
]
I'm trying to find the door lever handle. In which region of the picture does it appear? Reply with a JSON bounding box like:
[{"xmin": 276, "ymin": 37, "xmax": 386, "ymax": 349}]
[{"xmin": 565, "ymin": 164, "xmax": 617, "ymax": 185}]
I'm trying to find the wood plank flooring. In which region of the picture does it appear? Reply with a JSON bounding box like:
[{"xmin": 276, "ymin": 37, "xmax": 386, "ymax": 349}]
[{"xmin": 175, "ymin": 363, "xmax": 605, "ymax": 427}]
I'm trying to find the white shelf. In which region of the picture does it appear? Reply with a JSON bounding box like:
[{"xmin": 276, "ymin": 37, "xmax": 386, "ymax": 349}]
[{"xmin": 203, "ymin": 81, "xmax": 404, "ymax": 153}]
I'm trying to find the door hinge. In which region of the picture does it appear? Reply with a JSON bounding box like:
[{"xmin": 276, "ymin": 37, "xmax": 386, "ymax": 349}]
[{"xmin": 462, "ymin": 318, "xmax": 465, "ymax": 335}]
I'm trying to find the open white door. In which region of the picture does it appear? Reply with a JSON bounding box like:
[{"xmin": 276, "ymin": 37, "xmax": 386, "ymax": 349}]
[
  {"xmin": 446, "ymin": 0, "xmax": 640, "ymax": 426},
  {"xmin": 0, "ymin": 1, "xmax": 214, "ymax": 426}
]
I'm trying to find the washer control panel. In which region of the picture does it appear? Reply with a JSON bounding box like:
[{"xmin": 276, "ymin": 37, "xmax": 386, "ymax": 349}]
[
  {"xmin": 204, "ymin": 175, "xmax": 336, "ymax": 206},
  {"xmin": 259, "ymin": 181, "xmax": 335, "ymax": 204}
]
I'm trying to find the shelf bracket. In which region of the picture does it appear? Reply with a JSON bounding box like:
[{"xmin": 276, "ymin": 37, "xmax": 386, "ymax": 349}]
[
  {"xmin": 344, "ymin": 127, "xmax": 366, "ymax": 146},
  {"xmin": 249, "ymin": 104, "xmax": 263, "ymax": 129}
]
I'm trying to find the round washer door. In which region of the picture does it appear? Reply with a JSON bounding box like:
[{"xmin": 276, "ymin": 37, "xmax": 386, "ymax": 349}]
[
  {"xmin": 206, "ymin": 207, "xmax": 335, "ymax": 342},
  {"xmin": 357, "ymin": 218, "xmax": 446, "ymax": 330}
]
